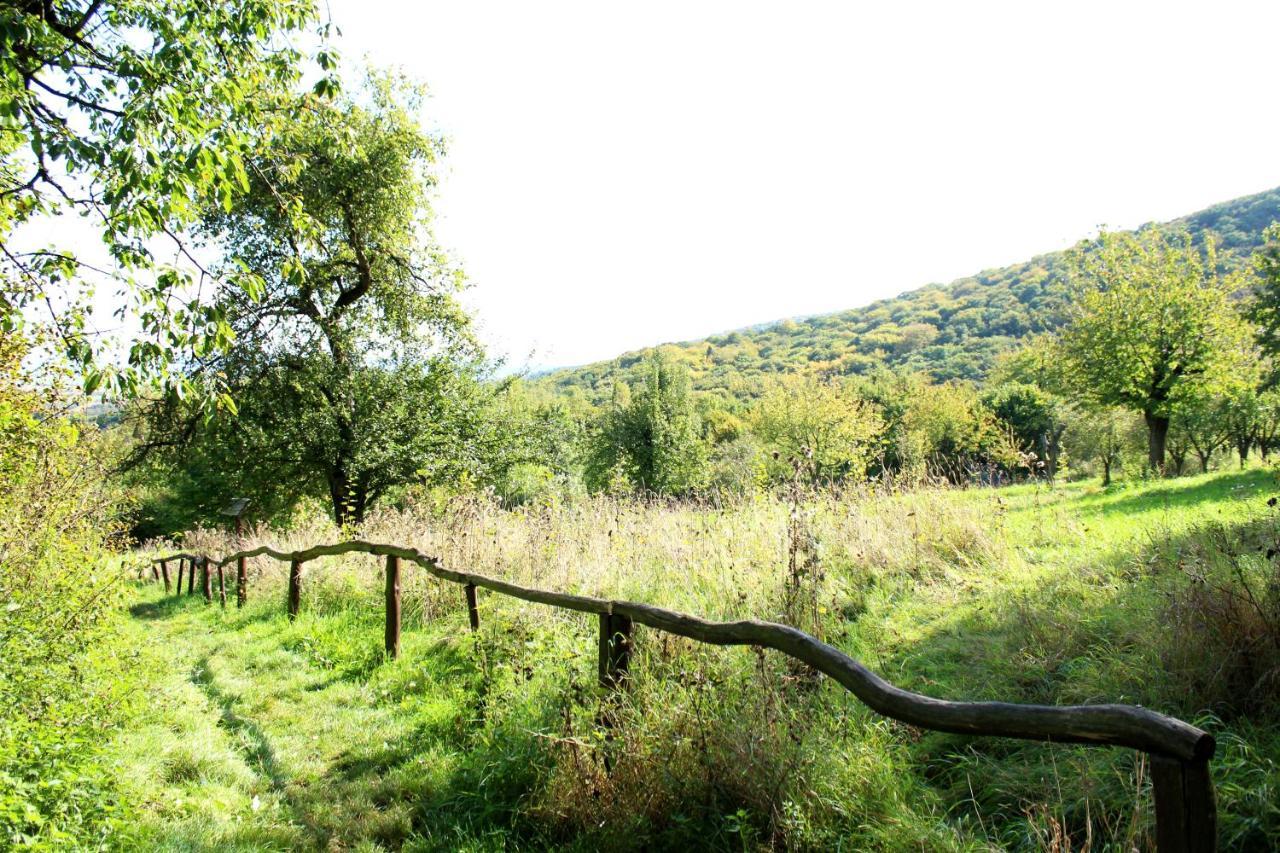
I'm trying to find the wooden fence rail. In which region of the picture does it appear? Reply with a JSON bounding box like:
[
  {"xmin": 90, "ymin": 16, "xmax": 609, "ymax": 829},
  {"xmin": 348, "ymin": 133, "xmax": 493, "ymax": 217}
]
[{"xmin": 147, "ymin": 539, "xmax": 1216, "ymax": 851}]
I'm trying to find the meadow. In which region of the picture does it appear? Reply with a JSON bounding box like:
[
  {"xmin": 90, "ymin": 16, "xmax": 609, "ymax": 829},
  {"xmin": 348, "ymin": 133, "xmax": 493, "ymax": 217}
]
[
  {"xmin": 98, "ymin": 467, "xmax": 1280, "ymax": 851},
  {"xmin": 8, "ymin": 6, "xmax": 1280, "ymax": 851}
]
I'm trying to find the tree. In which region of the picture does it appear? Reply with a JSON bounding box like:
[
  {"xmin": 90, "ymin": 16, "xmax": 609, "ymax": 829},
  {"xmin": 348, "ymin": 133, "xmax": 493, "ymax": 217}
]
[
  {"xmin": 1059, "ymin": 229, "xmax": 1254, "ymax": 473},
  {"xmin": 1257, "ymin": 388, "xmax": 1280, "ymax": 460},
  {"xmin": 1248, "ymin": 222, "xmax": 1280, "ymax": 371},
  {"xmin": 752, "ymin": 374, "xmax": 882, "ymax": 485},
  {"xmin": 1, "ymin": 0, "xmax": 331, "ymax": 402},
  {"xmin": 1063, "ymin": 407, "xmax": 1137, "ymax": 486},
  {"xmin": 981, "ymin": 382, "xmax": 1068, "ymax": 478},
  {"xmin": 1222, "ymin": 387, "xmax": 1260, "ymax": 468},
  {"xmin": 131, "ymin": 356, "xmax": 493, "ymax": 532},
  {"xmin": 585, "ymin": 353, "xmax": 708, "ymax": 495},
  {"xmin": 1173, "ymin": 391, "xmax": 1230, "ymax": 473},
  {"xmin": 901, "ymin": 380, "xmax": 1014, "ymax": 481},
  {"xmin": 483, "ymin": 380, "xmax": 586, "ymax": 505},
  {"xmin": 850, "ymin": 370, "xmax": 1016, "ymax": 481},
  {"xmin": 133, "ymin": 76, "xmax": 480, "ymax": 526},
  {"xmin": 1165, "ymin": 424, "xmax": 1191, "ymax": 477},
  {"xmin": 989, "ymin": 333, "xmax": 1072, "ymax": 395}
]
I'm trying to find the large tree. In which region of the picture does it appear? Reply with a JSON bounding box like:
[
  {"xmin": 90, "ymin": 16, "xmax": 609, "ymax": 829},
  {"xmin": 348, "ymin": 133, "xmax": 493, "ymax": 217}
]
[
  {"xmin": 1, "ymin": 0, "xmax": 331, "ymax": 402},
  {"xmin": 1058, "ymin": 229, "xmax": 1254, "ymax": 472},
  {"xmin": 134, "ymin": 76, "xmax": 482, "ymax": 526}
]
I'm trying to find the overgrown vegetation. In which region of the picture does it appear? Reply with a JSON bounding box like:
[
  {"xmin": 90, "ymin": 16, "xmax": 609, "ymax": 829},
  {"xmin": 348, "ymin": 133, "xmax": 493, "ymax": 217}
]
[
  {"xmin": 110, "ymin": 468, "xmax": 1280, "ymax": 850},
  {"xmin": 0, "ymin": 334, "xmax": 134, "ymax": 845}
]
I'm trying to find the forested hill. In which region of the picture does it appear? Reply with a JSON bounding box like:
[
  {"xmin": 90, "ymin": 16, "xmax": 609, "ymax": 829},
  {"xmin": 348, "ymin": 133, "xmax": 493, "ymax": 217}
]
[{"xmin": 540, "ymin": 186, "xmax": 1280, "ymax": 404}]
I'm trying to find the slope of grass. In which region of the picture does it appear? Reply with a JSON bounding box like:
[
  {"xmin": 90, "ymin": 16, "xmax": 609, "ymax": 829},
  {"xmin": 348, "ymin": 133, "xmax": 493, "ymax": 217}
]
[{"xmin": 105, "ymin": 468, "xmax": 1280, "ymax": 850}]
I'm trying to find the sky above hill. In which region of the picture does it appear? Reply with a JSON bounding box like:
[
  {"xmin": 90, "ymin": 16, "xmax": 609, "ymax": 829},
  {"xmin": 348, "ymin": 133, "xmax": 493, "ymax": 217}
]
[{"xmin": 330, "ymin": 1, "xmax": 1280, "ymax": 369}]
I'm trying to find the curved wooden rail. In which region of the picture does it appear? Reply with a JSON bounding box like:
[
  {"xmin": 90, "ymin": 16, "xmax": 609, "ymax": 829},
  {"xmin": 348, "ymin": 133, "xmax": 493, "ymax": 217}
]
[{"xmin": 149, "ymin": 539, "xmax": 1217, "ymax": 850}]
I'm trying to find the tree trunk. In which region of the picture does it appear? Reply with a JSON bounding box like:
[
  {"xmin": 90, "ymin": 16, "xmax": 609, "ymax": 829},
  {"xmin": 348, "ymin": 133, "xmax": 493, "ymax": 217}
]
[
  {"xmin": 1046, "ymin": 426, "xmax": 1065, "ymax": 481},
  {"xmin": 328, "ymin": 467, "xmax": 366, "ymax": 527},
  {"xmin": 1237, "ymin": 438, "xmax": 1250, "ymax": 469},
  {"xmin": 1101, "ymin": 459, "xmax": 1112, "ymax": 487},
  {"xmin": 1197, "ymin": 452, "xmax": 1210, "ymax": 474},
  {"xmin": 1144, "ymin": 411, "xmax": 1169, "ymax": 475}
]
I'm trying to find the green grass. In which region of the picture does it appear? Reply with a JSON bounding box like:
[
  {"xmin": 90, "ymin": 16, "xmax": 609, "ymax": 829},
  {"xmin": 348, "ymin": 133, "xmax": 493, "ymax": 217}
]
[{"xmin": 100, "ymin": 468, "xmax": 1280, "ymax": 850}]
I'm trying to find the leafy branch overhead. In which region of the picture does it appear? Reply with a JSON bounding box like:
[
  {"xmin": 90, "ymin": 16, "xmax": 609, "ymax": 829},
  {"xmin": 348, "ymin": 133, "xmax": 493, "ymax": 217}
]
[{"xmin": 0, "ymin": 0, "xmax": 339, "ymax": 403}]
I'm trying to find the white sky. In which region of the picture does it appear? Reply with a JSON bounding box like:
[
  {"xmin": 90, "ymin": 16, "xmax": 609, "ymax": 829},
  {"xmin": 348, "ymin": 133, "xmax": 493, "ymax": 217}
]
[
  {"xmin": 321, "ymin": 0, "xmax": 1280, "ymax": 370},
  {"xmin": 54, "ymin": 0, "xmax": 1280, "ymax": 373}
]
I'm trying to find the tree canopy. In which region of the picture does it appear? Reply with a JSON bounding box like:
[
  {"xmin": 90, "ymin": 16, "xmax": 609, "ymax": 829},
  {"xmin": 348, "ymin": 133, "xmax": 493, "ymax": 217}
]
[
  {"xmin": 131, "ymin": 76, "xmax": 483, "ymax": 527},
  {"xmin": 585, "ymin": 353, "xmax": 708, "ymax": 496},
  {"xmin": 1, "ymin": 0, "xmax": 332, "ymax": 402},
  {"xmin": 1058, "ymin": 229, "xmax": 1254, "ymax": 471},
  {"xmin": 752, "ymin": 374, "xmax": 881, "ymax": 485}
]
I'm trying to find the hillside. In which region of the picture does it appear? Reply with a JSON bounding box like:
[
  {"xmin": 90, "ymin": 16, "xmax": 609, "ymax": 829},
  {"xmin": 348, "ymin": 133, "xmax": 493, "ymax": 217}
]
[{"xmin": 541, "ymin": 186, "xmax": 1280, "ymax": 404}]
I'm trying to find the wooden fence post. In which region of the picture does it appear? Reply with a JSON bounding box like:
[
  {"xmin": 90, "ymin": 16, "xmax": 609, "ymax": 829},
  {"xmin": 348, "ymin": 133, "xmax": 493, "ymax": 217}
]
[
  {"xmin": 598, "ymin": 611, "xmax": 633, "ymax": 688},
  {"xmin": 236, "ymin": 555, "xmax": 247, "ymax": 608},
  {"xmin": 464, "ymin": 583, "xmax": 479, "ymax": 632},
  {"xmin": 385, "ymin": 555, "xmax": 402, "ymax": 658},
  {"xmin": 201, "ymin": 558, "xmax": 212, "ymax": 603},
  {"xmin": 1152, "ymin": 754, "xmax": 1216, "ymax": 852},
  {"xmin": 186, "ymin": 558, "xmax": 197, "ymax": 596},
  {"xmin": 217, "ymin": 563, "xmax": 226, "ymax": 607},
  {"xmin": 160, "ymin": 560, "xmax": 171, "ymax": 594},
  {"xmin": 288, "ymin": 559, "xmax": 302, "ymax": 620},
  {"xmin": 151, "ymin": 563, "xmax": 160, "ymax": 582}
]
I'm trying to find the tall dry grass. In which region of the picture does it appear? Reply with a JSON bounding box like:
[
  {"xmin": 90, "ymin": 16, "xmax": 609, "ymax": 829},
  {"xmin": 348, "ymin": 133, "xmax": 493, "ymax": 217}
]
[{"xmin": 168, "ymin": 483, "xmax": 1007, "ymax": 629}]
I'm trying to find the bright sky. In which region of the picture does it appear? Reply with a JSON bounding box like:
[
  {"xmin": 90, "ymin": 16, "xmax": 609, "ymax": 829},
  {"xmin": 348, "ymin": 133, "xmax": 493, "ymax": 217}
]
[{"xmin": 325, "ymin": 0, "xmax": 1280, "ymax": 371}]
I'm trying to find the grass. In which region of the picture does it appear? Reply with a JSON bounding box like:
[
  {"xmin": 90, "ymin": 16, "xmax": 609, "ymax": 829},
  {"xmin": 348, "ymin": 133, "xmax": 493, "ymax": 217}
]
[{"xmin": 101, "ymin": 467, "xmax": 1280, "ymax": 850}]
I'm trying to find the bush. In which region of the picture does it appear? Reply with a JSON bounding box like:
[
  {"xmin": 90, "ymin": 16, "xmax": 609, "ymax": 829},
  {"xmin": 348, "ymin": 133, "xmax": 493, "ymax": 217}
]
[
  {"xmin": 0, "ymin": 333, "xmax": 129, "ymax": 844},
  {"xmin": 1161, "ymin": 508, "xmax": 1280, "ymax": 719}
]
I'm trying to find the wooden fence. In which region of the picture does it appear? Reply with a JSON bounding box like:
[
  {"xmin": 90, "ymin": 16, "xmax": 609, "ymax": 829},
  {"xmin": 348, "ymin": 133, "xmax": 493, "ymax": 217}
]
[{"xmin": 149, "ymin": 540, "xmax": 1217, "ymax": 851}]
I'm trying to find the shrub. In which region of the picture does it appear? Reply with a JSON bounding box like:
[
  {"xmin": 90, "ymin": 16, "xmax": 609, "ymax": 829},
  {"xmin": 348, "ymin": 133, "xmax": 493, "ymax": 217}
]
[
  {"xmin": 0, "ymin": 333, "xmax": 128, "ymax": 844},
  {"xmin": 1161, "ymin": 508, "xmax": 1280, "ymax": 719}
]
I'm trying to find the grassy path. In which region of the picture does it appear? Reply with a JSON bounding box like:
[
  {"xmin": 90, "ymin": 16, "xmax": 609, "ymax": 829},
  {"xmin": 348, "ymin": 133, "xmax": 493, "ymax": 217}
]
[{"xmin": 106, "ymin": 585, "xmax": 522, "ymax": 851}]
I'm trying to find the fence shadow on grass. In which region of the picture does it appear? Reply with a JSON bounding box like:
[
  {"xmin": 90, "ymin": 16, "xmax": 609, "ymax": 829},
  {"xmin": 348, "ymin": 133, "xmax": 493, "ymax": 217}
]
[{"xmin": 128, "ymin": 595, "xmax": 198, "ymax": 621}]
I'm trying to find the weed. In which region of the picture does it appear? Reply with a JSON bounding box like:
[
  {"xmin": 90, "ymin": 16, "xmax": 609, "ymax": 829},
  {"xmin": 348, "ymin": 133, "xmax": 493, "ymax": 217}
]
[{"xmin": 1161, "ymin": 505, "xmax": 1280, "ymax": 719}]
